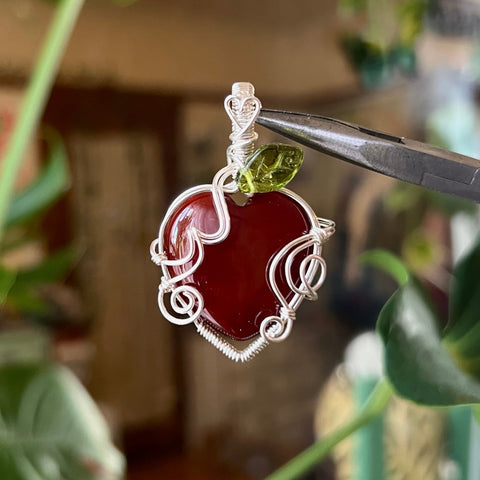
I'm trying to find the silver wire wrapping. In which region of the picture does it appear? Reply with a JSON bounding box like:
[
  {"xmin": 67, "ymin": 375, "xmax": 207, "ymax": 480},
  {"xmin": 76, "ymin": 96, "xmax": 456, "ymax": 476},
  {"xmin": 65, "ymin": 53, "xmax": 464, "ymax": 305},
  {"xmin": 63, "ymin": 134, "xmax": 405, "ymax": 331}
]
[
  {"xmin": 224, "ymin": 82, "xmax": 262, "ymax": 174},
  {"xmin": 151, "ymin": 82, "xmax": 335, "ymax": 362}
]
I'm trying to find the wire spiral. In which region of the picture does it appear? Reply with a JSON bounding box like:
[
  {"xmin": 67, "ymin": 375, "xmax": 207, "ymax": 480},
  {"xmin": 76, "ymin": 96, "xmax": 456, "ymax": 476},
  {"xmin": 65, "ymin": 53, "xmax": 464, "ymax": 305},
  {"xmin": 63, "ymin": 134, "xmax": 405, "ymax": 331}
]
[{"xmin": 158, "ymin": 284, "xmax": 204, "ymax": 326}]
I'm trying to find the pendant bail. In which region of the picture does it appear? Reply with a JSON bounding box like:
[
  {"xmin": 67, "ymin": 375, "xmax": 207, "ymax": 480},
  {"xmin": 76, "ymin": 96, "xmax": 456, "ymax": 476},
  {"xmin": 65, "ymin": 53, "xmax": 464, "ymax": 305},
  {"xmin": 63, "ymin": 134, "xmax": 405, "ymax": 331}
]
[{"xmin": 224, "ymin": 82, "xmax": 262, "ymax": 173}]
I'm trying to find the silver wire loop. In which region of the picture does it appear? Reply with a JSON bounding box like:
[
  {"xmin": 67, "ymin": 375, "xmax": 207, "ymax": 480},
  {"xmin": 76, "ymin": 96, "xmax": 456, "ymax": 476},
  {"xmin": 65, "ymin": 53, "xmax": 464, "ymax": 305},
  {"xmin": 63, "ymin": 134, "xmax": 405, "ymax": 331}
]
[
  {"xmin": 224, "ymin": 82, "xmax": 262, "ymax": 176},
  {"xmin": 315, "ymin": 218, "xmax": 336, "ymax": 242},
  {"xmin": 158, "ymin": 284, "xmax": 204, "ymax": 326},
  {"xmin": 150, "ymin": 239, "xmax": 166, "ymax": 265}
]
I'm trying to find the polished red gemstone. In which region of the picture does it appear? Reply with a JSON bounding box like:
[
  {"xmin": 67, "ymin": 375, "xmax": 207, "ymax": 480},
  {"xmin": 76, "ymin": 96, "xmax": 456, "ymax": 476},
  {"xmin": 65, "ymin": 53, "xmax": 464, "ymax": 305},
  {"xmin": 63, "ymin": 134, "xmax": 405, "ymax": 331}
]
[{"xmin": 164, "ymin": 191, "xmax": 312, "ymax": 340}]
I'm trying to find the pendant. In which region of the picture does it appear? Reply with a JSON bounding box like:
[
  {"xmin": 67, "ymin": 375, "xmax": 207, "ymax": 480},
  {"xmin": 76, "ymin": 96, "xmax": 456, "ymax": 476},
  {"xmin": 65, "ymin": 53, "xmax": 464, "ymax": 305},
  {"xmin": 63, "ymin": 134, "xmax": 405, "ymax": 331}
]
[{"xmin": 151, "ymin": 82, "xmax": 335, "ymax": 362}]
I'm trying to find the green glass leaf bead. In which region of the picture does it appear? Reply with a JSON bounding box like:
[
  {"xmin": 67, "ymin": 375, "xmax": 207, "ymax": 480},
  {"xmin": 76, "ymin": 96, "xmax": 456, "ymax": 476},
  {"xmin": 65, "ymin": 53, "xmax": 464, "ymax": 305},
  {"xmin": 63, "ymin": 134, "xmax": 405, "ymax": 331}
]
[{"xmin": 236, "ymin": 143, "xmax": 304, "ymax": 193}]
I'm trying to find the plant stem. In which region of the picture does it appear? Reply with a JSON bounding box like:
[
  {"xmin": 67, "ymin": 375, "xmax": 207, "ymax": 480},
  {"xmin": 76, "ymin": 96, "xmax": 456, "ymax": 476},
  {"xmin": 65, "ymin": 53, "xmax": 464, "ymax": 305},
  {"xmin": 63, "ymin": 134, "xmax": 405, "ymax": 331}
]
[
  {"xmin": 353, "ymin": 378, "xmax": 386, "ymax": 480},
  {"xmin": 0, "ymin": 0, "xmax": 84, "ymax": 238},
  {"xmin": 265, "ymin": 379, "xmax": 393, "ymax": 480},
  {"xmin": 474, "ymin": 405, "xmax": 480, "ymax": 426}
]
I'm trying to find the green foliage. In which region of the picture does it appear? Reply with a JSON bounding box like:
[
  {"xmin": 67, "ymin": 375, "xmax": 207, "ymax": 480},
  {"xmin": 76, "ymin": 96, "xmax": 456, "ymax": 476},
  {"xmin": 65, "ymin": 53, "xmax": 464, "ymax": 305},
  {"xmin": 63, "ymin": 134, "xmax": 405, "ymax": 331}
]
[
  {"xmin": 397, "ymin": 0, "xmax": 428, "ymax": 45},
  {"xmin": 367, "ymin": 236, "xmax": 480, "ymax": 406},
  {"xmin": 0, "ymin": 132, "xmax": 76, "ymax": 316},
  {"xmin": 341, "ymin": 36, "xmax": 416, "ymax": 89},
  {"xmin": 385, "ymin": 182, "xmax": 478, "ymax": 218},
  {"xmin": 268, "ymin": 236, "xmax": 480, "ymax": 478},
  {"xmin": 3, "ymin": 246, "xmax": 79, "ymax": 316},
  {"xmin": 378, "ymin": 281, "xmax": 480, "ymax": 405},
  {"xmin": 443, "ymin": 236, "xmax": 480, "ymax": 372},
  {"xmin": 15, "ymin": 246, "xmax": 77, "ymax": 286},
  {"xmin": 359, "ymin": 250, "xmax": 409, "ymax": 286},
  {"xmin": 265, "ymin": 380, "xmax": 392, "ymax": 480},
  {"xmin": 0, "ymin": 363, "xmax": 124, "ymax": 480},
  {"xmin": 339, "ymin": 0, "xmax": 426, "ymax": 87},
  {"xmin": 425, "ymin": 190, "xmax": 478, "ymax": 217},
  {"xmin": 341, "ymin": 36, "xmax": 390, "ymax": 89},
  {"xmin": 0, "ymin": 265, "xmax": 17, "ymax": 305},
  {"xmin": 0, "ymin": 330, "xmax": 50, "ymax": 365},
  {"xmin": 339, "ymin": 0, "xmax": 427, "ymax": 88},
  {"xmin": 5, "ymin": 131, "xmax": 70, "ymax": 228},
  {"xmin": 0, "ymin": 2, "xmax": 126, "ymax": 478},
  {"xmin": 384, "ymin": 182, "xmax": 422, "ymax": 213},
  {"xmin": 340, "ymin": 0, "xmax": 427, "ymax": 45},
  {"xmin": 0, "ymin": 0, "xmax": 84, "ymax": 237},
  {"xmin": 338, "ymin": 0, "xmax": 368, "ymax": 14},
  {"xmin": 401, "ymin": 229, "xmax": 441, "ymax": 274}
]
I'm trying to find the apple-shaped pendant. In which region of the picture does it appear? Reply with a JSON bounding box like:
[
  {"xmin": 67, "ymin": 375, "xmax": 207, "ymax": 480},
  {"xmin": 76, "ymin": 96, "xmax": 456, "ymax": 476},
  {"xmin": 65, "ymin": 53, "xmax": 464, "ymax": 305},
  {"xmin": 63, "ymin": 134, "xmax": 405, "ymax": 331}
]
[
  {"xmin": 163, "ymin": 190, "xmax": 317, "ymax": 341},
  {"xmin": 150, "ymin": 82, "xmax": 334, "ymax": 361}
]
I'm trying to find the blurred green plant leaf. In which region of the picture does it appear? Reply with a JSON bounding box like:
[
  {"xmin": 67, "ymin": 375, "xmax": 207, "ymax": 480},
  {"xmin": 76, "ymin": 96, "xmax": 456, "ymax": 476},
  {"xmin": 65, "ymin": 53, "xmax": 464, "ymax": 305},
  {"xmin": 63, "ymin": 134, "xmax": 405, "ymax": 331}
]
[
  {"xmin": 371, "ymin": 236, "xmax": 480, "ymax": 406},
  {"xmin": 16, "ymin": 246, "xmax": 77, "ymax": 286},
  {"xmin": 341, "ymin": 35, "xmax": 393, "ymax": 88},
  {"xmin": 424, "ymin": 190, "xmax": 478, "ymax": 217},
  {"xmin": 402, "ymin": 229, "xmax": 441, "ymax": 274},
  {"xmin": 378, "ymin": 280, "xmax": 480, "ymax": 405},
  {"xmin": 338, "ymin": 0, "xmax": 367, "ymax": 15},
  {"xmin": 397, "ymin": 0, "xmax": 427, "ymax": 46},
  {"xmin": 0, "ymin": 330, "xmax": 50, "ymax": 367},
  {"xmin": 443, "ymin": 236, "xmax": 480, "ymax": 375},
  {"xmin": 339, "ymin": 0, "xmax": 424, "ymax": 88},
  {"xmin": 341, "ymin": 35, "xmax": 375, "ymax": 70},
  {"xmin": 0, "ymin": 265, "xmax": 17, "ymax": 306},
  {"xmin": 3, "ymin": 286, "xmax": 51, "ymax": 316},
  {"xmin": 0, "ymin": 230, "xmax": 34, "ymax": 255},
  {"xmin": 0, "ymin": 246, "xmax": 77, "ymax": 316},
  {"xmin": 0, "ymin": 363, "xmax": 124, "ymax": 480},
  {"xmin": 360, "ymin": 249, "xmax": 410, "ymax": 286},
  {"xmin": 0, "ymin": 264, "xmax": 17, "ymax": 305},
  {"xmin": 384, "ymin": 183, "xmax": 422, "ymax": 214},
  {"xmin": 385, "ymin": 182, "xmax": 477, "ymax": 217},
  {"xmin": 5, "ymin": 132, "xmax": 69, "ymax": 229},
  {"xmin": 388, "ymin": 45, "xmax": 416, "ymax": 74}
]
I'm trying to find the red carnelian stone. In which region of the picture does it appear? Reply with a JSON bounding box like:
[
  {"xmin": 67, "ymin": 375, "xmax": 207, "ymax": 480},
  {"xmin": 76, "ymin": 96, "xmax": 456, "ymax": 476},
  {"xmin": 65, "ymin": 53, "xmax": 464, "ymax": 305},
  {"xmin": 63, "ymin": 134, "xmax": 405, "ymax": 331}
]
[{"xmin": 164, "ymin": 191, "xmax": 311, "ymax": 340}]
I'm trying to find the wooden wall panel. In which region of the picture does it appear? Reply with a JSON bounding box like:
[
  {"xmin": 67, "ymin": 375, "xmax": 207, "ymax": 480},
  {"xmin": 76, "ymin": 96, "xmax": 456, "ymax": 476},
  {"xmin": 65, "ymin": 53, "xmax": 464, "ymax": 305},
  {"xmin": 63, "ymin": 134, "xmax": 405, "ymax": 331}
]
[{"xmin": 68, "ymin": 131, "xmax": 177, "ymax": 427}]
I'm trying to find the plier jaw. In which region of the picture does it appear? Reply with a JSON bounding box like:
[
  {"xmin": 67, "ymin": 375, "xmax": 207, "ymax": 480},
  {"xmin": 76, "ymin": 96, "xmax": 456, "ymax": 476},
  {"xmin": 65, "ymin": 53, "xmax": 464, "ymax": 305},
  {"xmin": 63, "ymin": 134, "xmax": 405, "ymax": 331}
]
[{"xmin": 256, "ymin": 109, "xmax": 480, "ymax": 203}]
